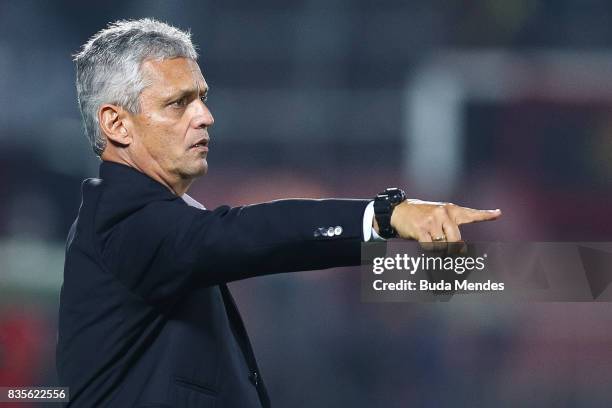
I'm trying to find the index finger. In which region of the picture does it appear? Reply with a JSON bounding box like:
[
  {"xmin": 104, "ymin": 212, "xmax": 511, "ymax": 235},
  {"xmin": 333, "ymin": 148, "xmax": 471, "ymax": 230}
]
[{"xmin": 453, "ymin": 207, "xmax": 502, "ymax": 225}]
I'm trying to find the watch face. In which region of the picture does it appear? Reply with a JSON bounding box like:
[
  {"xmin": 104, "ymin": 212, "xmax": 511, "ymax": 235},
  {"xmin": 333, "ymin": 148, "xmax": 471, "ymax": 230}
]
[{"xmin": 385, "ymin": 188, "xmax": 405, "ymax": 204}]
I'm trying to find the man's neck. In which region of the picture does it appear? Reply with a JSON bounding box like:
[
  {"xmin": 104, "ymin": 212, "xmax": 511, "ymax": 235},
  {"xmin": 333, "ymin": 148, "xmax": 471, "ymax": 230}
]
[{"xmin": 101, "ymin": 156, "xmax": 192, "ymax": 196}]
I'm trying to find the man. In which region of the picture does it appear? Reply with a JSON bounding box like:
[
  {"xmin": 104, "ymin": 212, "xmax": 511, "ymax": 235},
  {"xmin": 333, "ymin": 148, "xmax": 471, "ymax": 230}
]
[{"xmin": 56, "ymin": 18, "xmax": 501, "ymax": 407}]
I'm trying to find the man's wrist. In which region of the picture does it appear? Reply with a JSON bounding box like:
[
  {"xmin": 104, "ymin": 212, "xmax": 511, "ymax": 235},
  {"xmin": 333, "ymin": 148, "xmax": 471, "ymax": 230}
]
[{"xmin": 373, "ymin": 188, "xmax": 406, "ymax": 239}]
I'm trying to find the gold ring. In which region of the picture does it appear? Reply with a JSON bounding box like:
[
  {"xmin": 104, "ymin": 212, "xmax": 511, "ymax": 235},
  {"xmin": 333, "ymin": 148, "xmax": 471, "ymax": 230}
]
[{"xmin": 433, "ymin": 235, "xmax": 446, "ymax": 242}]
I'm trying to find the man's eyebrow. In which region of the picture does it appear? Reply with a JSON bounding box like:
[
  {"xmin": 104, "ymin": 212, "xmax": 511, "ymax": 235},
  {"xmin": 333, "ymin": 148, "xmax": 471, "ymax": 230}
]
[{"xmin": 164, "ymin": 85, "xmax": 209, "ymax": 101}]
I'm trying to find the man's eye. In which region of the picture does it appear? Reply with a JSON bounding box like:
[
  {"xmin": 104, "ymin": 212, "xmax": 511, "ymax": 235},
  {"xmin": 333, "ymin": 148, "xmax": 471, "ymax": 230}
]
[
  {"xmin": 171, "ymin": 98, "xmax": 187, "ymax": 107},
  {"xmin": 200, "ymin": 95, "xmax": 208, "ymax": 103}
]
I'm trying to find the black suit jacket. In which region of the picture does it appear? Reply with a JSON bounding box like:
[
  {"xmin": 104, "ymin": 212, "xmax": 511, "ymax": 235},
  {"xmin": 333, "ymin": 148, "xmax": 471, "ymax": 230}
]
[{"xmin": 56, "ymin": 161, "xmax": 369, "ymax": 407}]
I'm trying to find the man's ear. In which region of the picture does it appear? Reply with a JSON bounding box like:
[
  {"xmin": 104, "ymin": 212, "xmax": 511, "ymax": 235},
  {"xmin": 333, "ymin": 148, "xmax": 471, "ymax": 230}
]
[{"xmin": 98, "ymin": 104, "xmax": 132, "ymax": 147}]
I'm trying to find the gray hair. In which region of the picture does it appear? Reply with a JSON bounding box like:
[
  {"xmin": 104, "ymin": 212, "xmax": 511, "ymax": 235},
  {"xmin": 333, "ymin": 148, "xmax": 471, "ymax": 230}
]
[{"xmin": 74, "ymin": 18, "xmax": 198, "ymax": 157}]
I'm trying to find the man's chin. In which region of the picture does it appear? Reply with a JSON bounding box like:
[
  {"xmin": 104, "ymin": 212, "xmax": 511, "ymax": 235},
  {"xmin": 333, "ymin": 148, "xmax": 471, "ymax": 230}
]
[
  {"xmin": 199, "ymin": 159, "xmax": 208, "ymax": 175},
  {"xmin": 184, "ymin": 160, "xmax": 208, "ymax": 178}
]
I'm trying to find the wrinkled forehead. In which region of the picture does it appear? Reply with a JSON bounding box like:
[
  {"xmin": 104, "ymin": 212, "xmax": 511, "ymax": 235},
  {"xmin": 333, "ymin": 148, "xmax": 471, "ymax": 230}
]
[{"xmin": 140, "ymin": 57, "xmax": 207, "ymax": 96}]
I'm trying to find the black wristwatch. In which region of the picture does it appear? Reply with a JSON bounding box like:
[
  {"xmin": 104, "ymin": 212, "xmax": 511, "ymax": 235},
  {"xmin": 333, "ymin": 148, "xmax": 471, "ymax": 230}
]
[{"xmin": 373, "ymin": 188, "xmax": 406, "ymax": 239}]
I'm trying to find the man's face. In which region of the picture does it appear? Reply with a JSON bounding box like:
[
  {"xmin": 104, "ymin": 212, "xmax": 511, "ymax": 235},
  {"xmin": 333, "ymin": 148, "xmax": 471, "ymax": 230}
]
[{"xmin": 128, "ymin": 57, "xmax": 213, "ymax": 182}]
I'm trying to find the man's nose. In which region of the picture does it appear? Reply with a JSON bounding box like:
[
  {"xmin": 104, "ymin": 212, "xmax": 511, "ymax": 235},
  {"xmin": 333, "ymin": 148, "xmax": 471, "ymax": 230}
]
[{"xmin": 193, "ymin": 101, "xmax": 214, "ymax": 129}]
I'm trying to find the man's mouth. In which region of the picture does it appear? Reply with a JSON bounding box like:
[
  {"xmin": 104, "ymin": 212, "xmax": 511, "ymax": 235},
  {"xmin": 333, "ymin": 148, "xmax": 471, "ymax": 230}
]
[{"xmin": 191, "ymin": 138, "xmax": 209, "ymax": 152}]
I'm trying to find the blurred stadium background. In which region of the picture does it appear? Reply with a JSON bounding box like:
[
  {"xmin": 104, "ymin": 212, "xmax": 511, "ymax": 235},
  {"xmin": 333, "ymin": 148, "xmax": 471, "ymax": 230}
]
[{"xmin": 1, "ymin": 0, "xmax": 612, "ymax": 406}]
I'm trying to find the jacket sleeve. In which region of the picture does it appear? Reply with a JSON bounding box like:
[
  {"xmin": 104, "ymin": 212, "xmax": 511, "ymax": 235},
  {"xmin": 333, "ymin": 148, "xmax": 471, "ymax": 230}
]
[{"xmin": 101, "ymin": 198, "xmax": 369, "ymax": 305}]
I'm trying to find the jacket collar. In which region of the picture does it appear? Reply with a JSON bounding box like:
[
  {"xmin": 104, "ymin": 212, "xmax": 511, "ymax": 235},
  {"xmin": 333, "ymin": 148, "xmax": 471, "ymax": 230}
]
[
  {"xmin": 87, "ymin": 161, "xmax": 181, "ymax": 236},
  {"xmin": 98, "ymin": 161, "xmax": 177, "ymax": 201}
]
